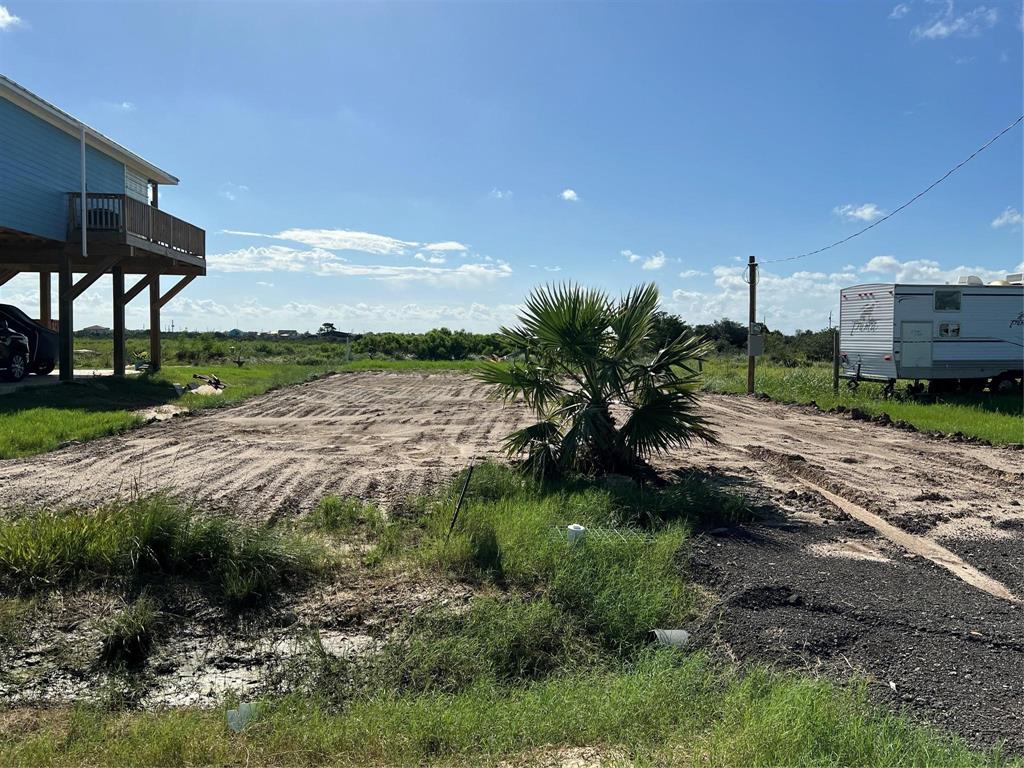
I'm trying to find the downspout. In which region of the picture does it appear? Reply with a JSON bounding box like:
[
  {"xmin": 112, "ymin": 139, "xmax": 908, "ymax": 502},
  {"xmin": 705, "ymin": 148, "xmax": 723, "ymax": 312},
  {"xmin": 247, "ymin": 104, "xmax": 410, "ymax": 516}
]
[{"xmin": 79, "ymin": 125, "xmax": 87, "ymax": 258}]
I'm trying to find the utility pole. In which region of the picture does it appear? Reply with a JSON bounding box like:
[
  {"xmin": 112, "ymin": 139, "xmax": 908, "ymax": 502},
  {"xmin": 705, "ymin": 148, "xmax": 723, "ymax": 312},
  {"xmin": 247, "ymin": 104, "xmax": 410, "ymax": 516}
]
[{"xmin": 746, "ymin": 255, "xmax": 757, "ymax": 395}]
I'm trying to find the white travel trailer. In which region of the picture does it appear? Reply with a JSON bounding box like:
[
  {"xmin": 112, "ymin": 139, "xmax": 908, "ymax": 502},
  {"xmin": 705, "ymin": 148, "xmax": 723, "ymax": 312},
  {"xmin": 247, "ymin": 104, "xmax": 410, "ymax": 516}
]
[{"xmin": 839, "ymin": 274, "xmax": 1024, "ymax": 393}]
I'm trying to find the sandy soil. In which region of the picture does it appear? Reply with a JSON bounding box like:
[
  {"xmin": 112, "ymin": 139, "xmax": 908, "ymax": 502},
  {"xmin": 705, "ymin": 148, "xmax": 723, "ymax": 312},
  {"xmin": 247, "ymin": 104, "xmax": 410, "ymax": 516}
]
[{"xmin": 0, "ymin": 371, "xmax": 529, "ymax": 520}]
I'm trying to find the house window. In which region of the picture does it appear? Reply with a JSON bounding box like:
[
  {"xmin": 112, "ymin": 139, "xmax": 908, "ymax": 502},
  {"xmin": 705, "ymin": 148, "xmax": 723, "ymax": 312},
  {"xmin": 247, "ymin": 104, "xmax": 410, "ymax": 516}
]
[
  {"xmin": 938, "ymin": 322, "xmax": 960, "ymax": 338},
  {"xmin": 125, "ymin": 169, "xmax": 149, "ymax": 203},
  {"xmin": 934, "ymin": 289, "xmax": 961, "ymax": 311}
]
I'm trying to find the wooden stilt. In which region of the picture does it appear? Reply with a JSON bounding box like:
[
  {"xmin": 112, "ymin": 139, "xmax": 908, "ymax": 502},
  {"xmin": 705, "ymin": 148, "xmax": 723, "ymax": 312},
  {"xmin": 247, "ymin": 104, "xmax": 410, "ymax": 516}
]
[
  {"xmin": 112, "ymin": 266, "xmax": 125, "ymax": 377},
  {"xmin": 58, "ymin": 257, "xmax": 74, "ymax": 382},
  {"xmin": 149, "ymin": 274, "xmax": 161, "ymax": 371},
  {"xmin": 39, "ymin": 273, "xmax": 51, "ymax": 325}
]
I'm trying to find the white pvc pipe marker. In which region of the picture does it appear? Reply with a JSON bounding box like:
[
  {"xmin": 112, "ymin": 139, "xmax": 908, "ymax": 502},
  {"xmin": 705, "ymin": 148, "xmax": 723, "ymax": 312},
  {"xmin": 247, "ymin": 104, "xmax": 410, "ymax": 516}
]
[{"xmin": 567, "ymin": 524, "xmax": 586, "ymax": 545}]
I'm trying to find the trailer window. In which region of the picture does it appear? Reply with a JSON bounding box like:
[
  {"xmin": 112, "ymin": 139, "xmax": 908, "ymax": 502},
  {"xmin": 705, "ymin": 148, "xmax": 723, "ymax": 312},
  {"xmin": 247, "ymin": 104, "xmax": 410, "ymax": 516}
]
[
  {"xmin": 938, "ymin": 322, "xmax": 960, "ymax": 338},
  {"xmin": 934, "ymin": 290, "xmax": 961, "ymax": 311}
]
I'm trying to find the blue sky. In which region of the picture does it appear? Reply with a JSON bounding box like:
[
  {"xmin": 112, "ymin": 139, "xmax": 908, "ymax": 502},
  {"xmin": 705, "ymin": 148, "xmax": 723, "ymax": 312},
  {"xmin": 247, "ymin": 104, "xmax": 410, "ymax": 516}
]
[{"xmin": 1, "ymin": 0, "xmax": 1021, "ymax": 333}]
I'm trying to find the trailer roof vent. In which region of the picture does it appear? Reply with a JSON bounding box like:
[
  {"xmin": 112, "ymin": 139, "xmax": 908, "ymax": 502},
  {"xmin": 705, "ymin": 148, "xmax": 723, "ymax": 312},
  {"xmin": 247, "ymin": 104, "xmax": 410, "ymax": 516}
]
[
  {"xmin": 956, "ymin": 275, "xmax": 984, "ymax": 286},
  {"xmin": 1006, "ymin": 273, "xmax": 1023, "ymax": 285}
]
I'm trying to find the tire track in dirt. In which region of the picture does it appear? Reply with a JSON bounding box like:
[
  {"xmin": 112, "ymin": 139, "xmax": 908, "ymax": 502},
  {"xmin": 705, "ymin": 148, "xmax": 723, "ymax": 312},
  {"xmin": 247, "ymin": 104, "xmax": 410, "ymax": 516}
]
[{"xmin": 0, "ymin": 371, "xmax": 528, "ymax": 521}]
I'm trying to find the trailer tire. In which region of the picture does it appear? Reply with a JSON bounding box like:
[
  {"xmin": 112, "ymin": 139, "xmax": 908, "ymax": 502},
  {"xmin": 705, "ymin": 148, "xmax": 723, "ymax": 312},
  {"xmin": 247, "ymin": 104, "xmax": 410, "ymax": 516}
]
[{"xmin": 990, "ymin": 373, "xmax": 1022, "ymax": 395}]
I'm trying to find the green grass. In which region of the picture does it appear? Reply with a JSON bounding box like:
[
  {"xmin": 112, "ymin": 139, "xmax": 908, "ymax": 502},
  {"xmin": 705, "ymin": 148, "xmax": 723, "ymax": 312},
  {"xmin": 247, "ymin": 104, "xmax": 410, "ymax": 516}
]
[
  {"xmin": 702, "ymin": 357, "xmax": 1024, "ymax": 445},
  {"xmin": 308, "ymin": 496, "xmax": 385, "ymax": 535},
  {"xmin": 98, "ymin": 595, "xmax": 162, "ymax": 668},
  {"xmin": 0, "ymin": 496, "xmax": 325, "ymax": 602},
  {"xmin": 0, "ymin": 650, "xmax": 1006, "ymax": 767},
  {"xmin": 407, "ymin": 466, "xmax": 700, "ymax": 652}
]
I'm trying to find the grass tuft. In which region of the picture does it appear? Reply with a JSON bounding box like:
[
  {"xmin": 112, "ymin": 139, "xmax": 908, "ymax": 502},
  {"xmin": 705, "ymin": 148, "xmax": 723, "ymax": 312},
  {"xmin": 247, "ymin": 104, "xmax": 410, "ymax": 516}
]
[
  {"xmin": 98, "ymin": 595, "xmax": 161, "ymax": 669},
  {"xmin": 0, "ymin": 496, "xmax": 325, "ymax": 602},
  {"xmin": 308, "ymin": 495, "xmax": 384, "ymax": 535}
]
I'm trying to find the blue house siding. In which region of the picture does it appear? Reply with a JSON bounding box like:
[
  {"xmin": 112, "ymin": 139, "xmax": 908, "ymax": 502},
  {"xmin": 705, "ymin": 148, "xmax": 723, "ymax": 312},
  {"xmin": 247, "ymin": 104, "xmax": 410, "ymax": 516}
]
[{"xmin": 0, "ymin": 96, "xmax": 125, "ymax": 242}]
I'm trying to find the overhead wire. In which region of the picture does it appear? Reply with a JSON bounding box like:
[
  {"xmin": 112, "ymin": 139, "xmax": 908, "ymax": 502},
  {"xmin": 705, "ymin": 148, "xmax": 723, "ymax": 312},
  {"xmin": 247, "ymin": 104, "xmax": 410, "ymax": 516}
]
[{"xmin": 763, "ymin": 114, "xmax": 1024, "ymax": 265}]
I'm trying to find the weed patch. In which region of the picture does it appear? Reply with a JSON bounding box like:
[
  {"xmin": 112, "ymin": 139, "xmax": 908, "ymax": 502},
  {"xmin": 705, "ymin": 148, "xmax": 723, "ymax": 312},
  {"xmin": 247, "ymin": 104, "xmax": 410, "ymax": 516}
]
[
  {"xmin": 0, "ymin": 496, "xmax": 325, "ymax": 602},
  {"xmin": 98, "ymin": 595, "xmax": 161, "ymax": 669},
  {"xmin": 308, "ymin": 496, "xmax": 383, "ymax": 535}
]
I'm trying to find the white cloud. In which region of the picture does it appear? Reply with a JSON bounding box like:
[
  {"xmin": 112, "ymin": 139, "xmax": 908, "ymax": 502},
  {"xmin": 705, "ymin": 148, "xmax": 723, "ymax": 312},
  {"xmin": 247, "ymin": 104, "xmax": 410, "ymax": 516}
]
[
  {"xmin": 414, "ymin": 253, "xmax": 446, "ymax": 264},
  {"xmin": 833, "ymin": 202, "xmax": 885, "ymax": 222},
  {"xmin": 543, "ymin": 266, "xmax": 562, "ymax": 272},
  {"xmin": 863, "ymin": 255, "xmax": 1021, "ymax": 283},
  {"xmin": 642, "ymin": 251, "xmax": 667, "ymax": 271},
  {"xmin": 889, "ymin": 3, "xmax": 910, "ymax": 19},
  {"xmin": 116, "ymin": 101, "xmax": 136, "ymax": 112},
  {"xmin": 621, "ymin": 249, "xmax": 642, "ymax": 263},
  {"xmin": 560, "ymin": 189, "xmax": 579, "ymax": 202},
  {"xmin": 0, "ymin": 5, "xmax": 21, "ymax": 29},
  {"xmin": 421, "ymin": 241, "xmax": 469, "ymax": 252},
  {"xmin": 677, "ymin": 269, "xmax": 706, "ymax": 279},
  {"xmin": 991, "ymin": 206, "xmax": 1023, "ymax": 229},
  {"xmin": 664, "ymin": 254, "xmax": 1022, "ymax": 332},
  {"xmin": 219, "ymin": 182, "xmax": 249, "ymax": 202},
  {"xmin": 0, "ymin": 271, "xmax": 519, "ymax": 332},
  {"xmin": 913, "ymin": 2, "xmax": 999, "ymax": 39},
  {"xmin": 208, "ymin": 245, "xmax": 510, "ymax": 286},
  {"xmin": 223, "ymin": 227, "xmax": 469, "ymax": 258},
  {"xmin": 256, "ymin": 281, "xmax": 274, "ymax": 287},
  {"xmin": 489, "ymin": 188, "xmax": 513, "ymax": 199}
]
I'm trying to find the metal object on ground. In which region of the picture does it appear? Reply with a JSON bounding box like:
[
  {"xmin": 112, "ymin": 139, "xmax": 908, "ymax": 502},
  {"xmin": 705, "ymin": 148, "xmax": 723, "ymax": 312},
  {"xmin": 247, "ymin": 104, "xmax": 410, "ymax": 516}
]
[{"xmin": 444, "ymin": 462, "xmax": 474, "ymax": 546}]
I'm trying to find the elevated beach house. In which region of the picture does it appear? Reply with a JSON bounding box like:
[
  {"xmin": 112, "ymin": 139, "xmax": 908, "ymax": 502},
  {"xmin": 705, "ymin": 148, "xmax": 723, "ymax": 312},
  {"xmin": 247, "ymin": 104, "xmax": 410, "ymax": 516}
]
[{"xmin": 0, "ymin": 74, "xmax": 205, "ymax": 380}]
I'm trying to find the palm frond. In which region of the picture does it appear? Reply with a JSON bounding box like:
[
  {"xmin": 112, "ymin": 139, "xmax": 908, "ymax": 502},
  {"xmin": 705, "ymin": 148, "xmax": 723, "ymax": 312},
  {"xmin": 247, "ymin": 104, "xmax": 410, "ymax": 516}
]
[
  {"xmin": 474, "ymin": 361, "xmax": 565, "ymax": 412},
  {"xmin": 517, "ymin": 283, "xmax": 611, "ymax": 365},
  {"xmin": 619, "ymin": 388, "xmax": 717, "ymax": 458},
  {"xmin": 608, "ymin": 282, "xmax": 659, "ymax": 358}
]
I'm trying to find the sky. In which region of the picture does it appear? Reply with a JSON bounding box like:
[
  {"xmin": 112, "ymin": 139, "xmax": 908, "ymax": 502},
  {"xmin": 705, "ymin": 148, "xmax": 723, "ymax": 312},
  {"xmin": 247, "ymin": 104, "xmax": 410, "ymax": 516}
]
[{"xmin": 0, "ymin": 0, "xmax": 1022, "ymax": 334}]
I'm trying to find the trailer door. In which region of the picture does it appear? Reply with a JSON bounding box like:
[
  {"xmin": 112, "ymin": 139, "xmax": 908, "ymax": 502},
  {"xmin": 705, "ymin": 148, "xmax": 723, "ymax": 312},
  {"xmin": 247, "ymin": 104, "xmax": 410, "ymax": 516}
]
[{"xmin": 901, "ymin": 321, "xmax": 933, "ymax": 368}]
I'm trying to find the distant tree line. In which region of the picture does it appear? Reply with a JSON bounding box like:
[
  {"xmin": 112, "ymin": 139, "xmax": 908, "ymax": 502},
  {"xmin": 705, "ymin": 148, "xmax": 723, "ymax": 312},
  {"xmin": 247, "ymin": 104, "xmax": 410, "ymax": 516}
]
[
  {"xmin": 649, "ymin": 313, "xmax": 834, "ymax": 365},
  {"xmin": 351, "ymin": 328, "xmax": 511, "ymax": 360},
  {"xmin": 80, "ymin": 318, "xmax": 835, "ymax": 366}
]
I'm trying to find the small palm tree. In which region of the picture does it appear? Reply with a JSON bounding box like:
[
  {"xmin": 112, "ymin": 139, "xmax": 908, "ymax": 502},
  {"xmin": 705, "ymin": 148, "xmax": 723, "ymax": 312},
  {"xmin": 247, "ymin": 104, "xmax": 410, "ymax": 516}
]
[{"xmin": 475, "ymin": 282, "xmax": 716, "ymax": 478}]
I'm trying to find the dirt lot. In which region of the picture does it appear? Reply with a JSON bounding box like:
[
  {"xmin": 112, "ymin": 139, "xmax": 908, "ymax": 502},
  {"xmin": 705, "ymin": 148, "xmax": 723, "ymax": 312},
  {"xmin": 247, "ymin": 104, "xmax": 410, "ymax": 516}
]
[
  {"xmin": 0, "ymin": 371, "xmax": 530, "ymax": 519},
  {"xmin": 1, "ymin": 371, "xmax": 1021, "ymax": 750}
]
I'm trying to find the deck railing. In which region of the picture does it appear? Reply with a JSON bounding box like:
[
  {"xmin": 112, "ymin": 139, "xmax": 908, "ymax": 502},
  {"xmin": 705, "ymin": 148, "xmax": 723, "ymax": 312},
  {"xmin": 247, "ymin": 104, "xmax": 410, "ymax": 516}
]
[{"xmin": 67, "ymin": 193, "xmax": 205, "ymax": 259}]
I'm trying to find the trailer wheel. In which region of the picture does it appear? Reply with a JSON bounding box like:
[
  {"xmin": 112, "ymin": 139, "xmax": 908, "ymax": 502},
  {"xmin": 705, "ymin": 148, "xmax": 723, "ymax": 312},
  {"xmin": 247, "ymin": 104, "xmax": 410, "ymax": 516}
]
[{"xmin": 990, "ymin": 373, "xmax": 1022, "ymax": 395}]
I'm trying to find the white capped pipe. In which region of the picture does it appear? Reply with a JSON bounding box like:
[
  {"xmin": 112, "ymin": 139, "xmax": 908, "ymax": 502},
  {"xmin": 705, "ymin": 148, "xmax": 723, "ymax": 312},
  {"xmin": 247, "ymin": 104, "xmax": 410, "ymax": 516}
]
[{"xmin": 567, "ymin": 524, "xmax": 586, "ymax": 545}]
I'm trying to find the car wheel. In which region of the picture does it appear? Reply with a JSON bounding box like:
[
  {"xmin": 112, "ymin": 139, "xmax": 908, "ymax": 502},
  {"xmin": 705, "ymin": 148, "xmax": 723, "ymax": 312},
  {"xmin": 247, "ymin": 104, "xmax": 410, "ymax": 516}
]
[
  {"xmin": 4, "ymin": 352, "xmax": 27, "ymax": 382},
  {"xmin": 33, "ymin": 360, "xmax": 55, "ymax": 376}
]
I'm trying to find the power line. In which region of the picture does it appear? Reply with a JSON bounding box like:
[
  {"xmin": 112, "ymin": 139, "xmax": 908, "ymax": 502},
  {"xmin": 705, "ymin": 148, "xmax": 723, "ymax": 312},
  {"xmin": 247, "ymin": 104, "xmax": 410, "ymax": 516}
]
[{"xmin": 764, "ymin": 114, "xmax": 1024, "ymax": 265}]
